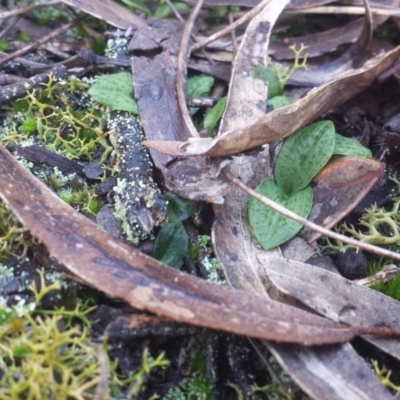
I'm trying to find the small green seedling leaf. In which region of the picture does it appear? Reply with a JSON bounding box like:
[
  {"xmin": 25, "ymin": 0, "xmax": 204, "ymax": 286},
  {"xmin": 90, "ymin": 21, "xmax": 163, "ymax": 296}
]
[
  {"xmin": 154, "ymin": 2, "xmax": 189, "ymax": 18},
  {"xmin": 88, "ymin": 72, "xmax": 138, "ymax": 113},
  {"xmin": 187, "ymin": 75, "xmax": 215, "ymax": 114},
  {"xmin": 204, "ymin": 96, "xmax": 227, "ymax": 134},
  {"xmin": 120, "ymin": 0, "xmax": 151, "ymax": 15},
  {"xmin": 267, "ymin": 95, "xmax": 293, "ymax": 110},
  {"xmin": 275, "ymin": 120, "xmax": 336, "ymax": 194},
  {"xmin": 249, "ymin": 180, "xmax": 313, "ymax": 250},
  {"xmin": 253, "ymin": 67, "xmax": 282, "ymax": 98},
  {"xmin": 165, "ymin": 192, "xmax": 197, "ymax": 223},
  {"xmin": 187, "ymin": 75, "xmax": 214, "ymax": 98},
  {"xmin": 333, "ymin": 134, "xmax": 372, "ymax": 158},
  {"xmin": 154, "ymin": 222, "xmax": 188, "ymax": 269}
]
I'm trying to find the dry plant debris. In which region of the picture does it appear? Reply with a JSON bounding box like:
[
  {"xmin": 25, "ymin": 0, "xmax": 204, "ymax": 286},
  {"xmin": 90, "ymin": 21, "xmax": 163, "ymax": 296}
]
[{"xmin": 2, "ymin": 0, "xmax": 400, "ymax": 398}]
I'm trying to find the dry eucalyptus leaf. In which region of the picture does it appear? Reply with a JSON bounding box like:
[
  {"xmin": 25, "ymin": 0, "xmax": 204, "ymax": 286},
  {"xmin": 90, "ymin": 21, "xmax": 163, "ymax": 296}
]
[
  {"xmin": 269, "ymin": 343, "xmax": 394, "ymax": 400},
  {"xmin": 61, "ymin": 0, "xmax": 146, "ymax": 29},
  {"xmin": 302, "ymin": 156, "xmax": 385, "ymax": 243},
  {"xmin": 143, "ymin": 45, "xmax": 400, "ymax": 157},
  {"xmin": 0, "ymin": 145, "xmax": 387, "ymax": 345},
  {"xmin": 262, "ymin": 256, "xmax": 400, "ymax": 361},
  {"xmin": 219, "ymin": 0, "xmax": 288, "ymax": 132},
  {"xmin": 270, "ymin": 15, "xmax": 387, "ymax": 61}
]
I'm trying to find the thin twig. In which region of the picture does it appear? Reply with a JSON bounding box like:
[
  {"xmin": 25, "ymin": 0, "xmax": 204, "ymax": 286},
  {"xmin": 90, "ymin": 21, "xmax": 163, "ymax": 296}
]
[
  {"xmin": 285, "ymin": 6, "xmax": 400, "ymax": 17},
  {"xmin": 167, "ymin": 0, "xmax": 213, "ymax": 65},
  {"xmin": 228, "ymin": 11, "xmax": 238, "ymax": 59},
  {"xmin": 0, "ymin": 51, "xmax": 47, "ymax": 67},
  {"xmin": 176, "ymin": 0, "xmax": 204, "ymax": 138},
  {"xmin": 165, "ymin": 0, "xmax": 186, "ymax": 24},
  {"xmin": 0, "ymin": 17, "xmax": 81, "ymax": 68},
  {"xmin": 224, "ymin": 170, "xmax": 400, "ymax": 262},
  {"xmin": 191, "ymin": 0, "xmax": 272, "ymax": 52},
  {"xmin": 0, "ymin": 0, "xmax": 61, "ymax": 20}
]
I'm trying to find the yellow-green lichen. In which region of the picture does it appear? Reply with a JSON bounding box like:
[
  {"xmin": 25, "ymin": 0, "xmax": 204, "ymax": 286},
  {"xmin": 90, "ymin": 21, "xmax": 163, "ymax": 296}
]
[
  {"xmin": 0, "ymin": 269, "xmax": 170, "ymax": 399},
  {"xmin": 0, "ymin": 202, "xmax": 33, "ymax": 261},
  {"xmin": 1, "ymin": 73, "xmax": 113, "ymax": 164}
]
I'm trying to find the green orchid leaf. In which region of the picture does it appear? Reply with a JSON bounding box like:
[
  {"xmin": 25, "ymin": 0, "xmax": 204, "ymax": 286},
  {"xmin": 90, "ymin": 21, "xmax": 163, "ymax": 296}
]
[
  {"xmin": 165, "ymin": 192, "xmax": 197, "ymax": 223},
  {"xmin": 333, "ymin": 134, "xmax": 372, "ymax": 158},
  {"xmin": 120, "ymin": 0, "xmax": 151, "ymax": 15},
  {"xmin": 253, "ymin": 66, "xmax": 282, "ymax": 98},
  {"xmin": 187, "ymin": 75, "xmax": 214, "ymax": 98},
  {"xmin": 154, "ymin": 2, "xmax": 189, "ymax": 18},
  {"xmin": 267, "ymin": 95, "xmax": 293, "ymax": 110},
  {"xmin": 88, "ymin": 72, "xmax": 138, "ymax": 113},
  {"xmin": 154, "ymin": 222, "xmax": 188, "ymax": 269},
  {"xmin": 275, "ymin": 120, "xmax": 336, "ymax": 194},
  {"xmin": 248, "ymin": 180, "xmax": 313, "ymax": 250},
  {"xmin": 187, "ymin": 75, "xmax": 214, "ymax": 114},
  {"xmin": 204, "ymin": 96, "xmax": 227, "ymax": 134}
]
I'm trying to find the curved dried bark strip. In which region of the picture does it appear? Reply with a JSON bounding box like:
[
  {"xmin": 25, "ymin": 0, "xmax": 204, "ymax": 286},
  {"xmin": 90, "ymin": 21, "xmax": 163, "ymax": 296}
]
[
  {"xmin": 219, "ymin": 0, "xmax": 289, "ymax": 132},
  {"xmin": 143, "ymin": 45, "xmax": 400, "ymax": 157},
  {"xmin": 0, "ymin": 145, "xmax": 395, "ymax": 345}
]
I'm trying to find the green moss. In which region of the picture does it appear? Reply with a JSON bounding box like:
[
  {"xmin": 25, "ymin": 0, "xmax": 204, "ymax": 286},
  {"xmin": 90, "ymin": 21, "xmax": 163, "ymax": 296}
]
[
  {"xmin": 164, "ymin": 350, "xmax": 213, "ymax": 400},
  {"xmin": 0, "ymin": 39, "xmax": 9, "ymax": 51},
  {"xmin": 59, "ymin": 186, "xmax": 101, "ymax": 216}
]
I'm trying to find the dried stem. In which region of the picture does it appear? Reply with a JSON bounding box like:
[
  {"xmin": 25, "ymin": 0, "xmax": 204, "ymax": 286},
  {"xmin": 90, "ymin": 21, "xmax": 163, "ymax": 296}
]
[
  {"xmin": 0, "ymin": 0, "xmax": 61, "ymax": 20},
  {"xmin": 285, "ymin": 6, "xmax": 400, "ymax": 17},
  {"xmin": 191, "ymin": 0, "xmax": 272, "ymax": 52},
  {"xmin": 176, "ymin": 0, "xmax": 204, "ymax": 138},
  {"xmin": 0, "ymin": 17, "xmax": 82, "ymax": 68}
]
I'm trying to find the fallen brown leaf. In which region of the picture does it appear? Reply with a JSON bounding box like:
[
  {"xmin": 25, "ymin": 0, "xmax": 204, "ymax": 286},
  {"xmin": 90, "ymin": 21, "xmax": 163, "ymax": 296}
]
[
  {"xmin": 262, "ymin": 256, "xmax": 400, "ymax": 361},
  {"xmin": 302, "ymin": 156, "xmax": 385, "ymax": 243},
  {"xmin": 61, "ymin": 0, "xmax": 146, "ymax": 29},
  {"xmin": 269, "ymin": 16, "xmax": 385, "ymax": 60}
]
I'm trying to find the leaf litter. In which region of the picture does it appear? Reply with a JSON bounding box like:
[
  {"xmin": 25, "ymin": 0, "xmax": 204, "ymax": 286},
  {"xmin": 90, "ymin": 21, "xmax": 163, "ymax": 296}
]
[{"xmin": 2, "ymin": 0, "xmax": 400, "ymax": 398}]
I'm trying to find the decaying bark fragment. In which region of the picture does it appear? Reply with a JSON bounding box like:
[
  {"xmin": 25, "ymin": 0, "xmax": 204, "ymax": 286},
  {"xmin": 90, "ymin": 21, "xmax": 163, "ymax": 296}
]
[
  {"xmin": 106, "ymin": 34, "xmax": 167, "ymax": 243},
  {"xmin": 110, "ymin": 113, "xmax": 167, "ymax": 242}
]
